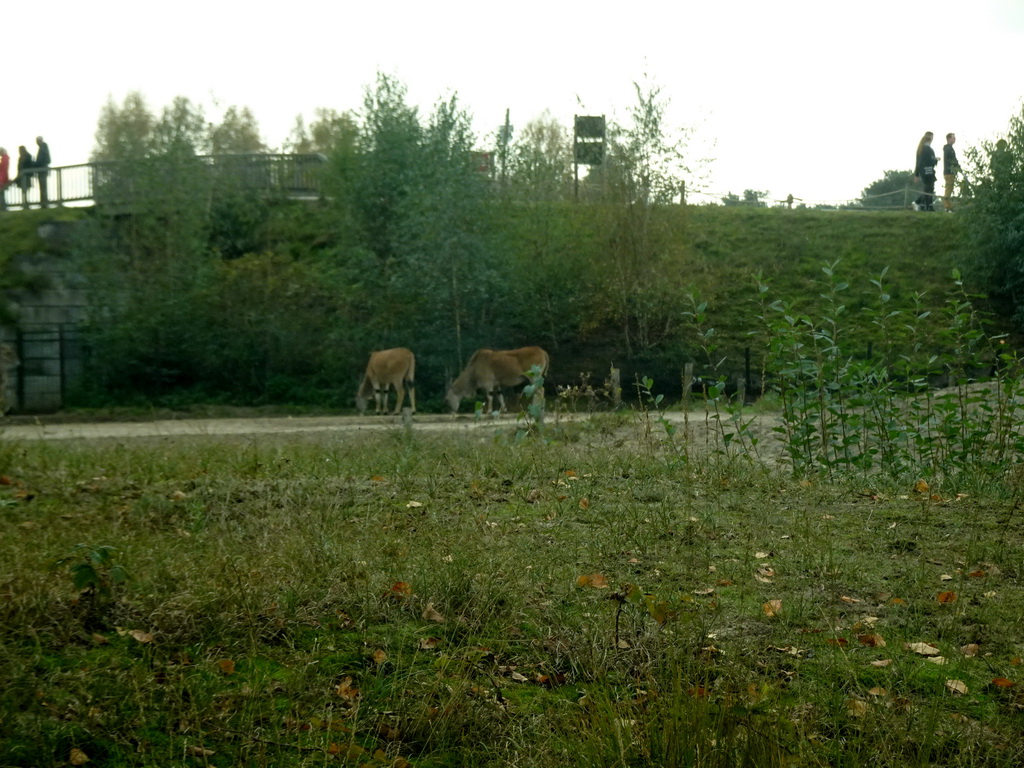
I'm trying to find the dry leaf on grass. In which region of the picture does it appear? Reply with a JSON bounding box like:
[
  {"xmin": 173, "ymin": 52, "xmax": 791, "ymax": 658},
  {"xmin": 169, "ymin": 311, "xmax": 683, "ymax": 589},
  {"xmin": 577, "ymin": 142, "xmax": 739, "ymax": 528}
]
[
  {"xmin": 576, "ymin": 573, "xmax": 609, "ymax": 589},
  {"xmin": 945, "ymin": 679, "xmax": 969, "ymax": 695},
  {"xmin": 858, "ymin": 633, "xmax": 886, "ymax": 648},
  {"xmin": 421, "ymin": 602, "xmax": 445, "ymax": 623},
  {"xmin": 69, "ymin": 748, "xmax": 89, "ymax": 765},
  {"xmin": 906, "ymin": 642, "xmax": 941, "ymax": 656},
  {"xmin": 335, "ymin": 676, "xmax": 359, "ymax": 700},
  {"xmin": 762, "ymin": 599, "xmax": 782, "ymax": 617}
]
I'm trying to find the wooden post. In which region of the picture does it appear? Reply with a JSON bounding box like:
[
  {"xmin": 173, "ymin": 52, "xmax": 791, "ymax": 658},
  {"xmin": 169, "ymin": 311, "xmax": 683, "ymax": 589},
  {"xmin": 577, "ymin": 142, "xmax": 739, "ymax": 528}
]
[
  {"xmin": 736, "ymin": 377, "xmax": 747, "ymax": 406},
  {"xmin": 682, "ymin": 362, "xmax": 694, "ymax": 410},
  {"xmin": 610, "ymin": 364, "xmax": 621, "ymax": 408}
]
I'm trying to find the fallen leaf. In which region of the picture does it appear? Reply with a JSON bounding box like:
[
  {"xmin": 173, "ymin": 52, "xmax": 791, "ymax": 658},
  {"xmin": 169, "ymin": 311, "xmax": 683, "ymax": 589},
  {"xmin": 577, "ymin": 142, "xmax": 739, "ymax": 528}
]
[
  {"xmin": 371, "ymin": 649, "xmax": 388, "ymax": 665},
  {"xmin": 925, "ymin": 656, "xmax": 948, "ymax": 665},
  {"xmin": 90, "ymin": 633, "xmax": 109, "ymax": 645},
  {"xmin": 170, "ymin": 490, "xmax": 187, "ymax": 501},
  {"xmin": 579, "ymin": 497, "xmax": 590, "ymax": 510},
  {"xmin": 535, "ymin": 673, "xmax": 568, "ymax": 688},
  {"xmin": 847, "ymin": 698, "xmax": 869, "ymax": 717},
  {"xmin": 992, "ymin": 677, "xmax": 1015, "ymax": 688},
  {"xmin": 692, "ymin": 588, "xmax": 715, "ymax": 596},
  {"xmin": 755, "ymin": 551, "xmax": 771, "ymax": 559},
  {"xmin": 914, "ymin": 479, "xmax": 930, "ymax": 494},
  {"xmin": 216, "ymin": 659, "xmax": 236, "ymax": 676},
  {"xmin": 906, "ymin": 642, "xmax": 941, "ymax": 656},
  {"xmin": 70, "ymin": 748, "xmax": 89, "ymax": 765},
  {"xmin": 937, "ymin": 591, "xmax": 958, "ymax": 604},
  {"xmin": 389, "ymin": 581, "xmax": 413, "ymax": 597},
  {"xmin": 939, "ymin": 574, "xmax": 954, "ymax": 581},
  {"xmin": 406, "ymin": 500, "xmax": 424, "ymax": 508},
  {"xmin": 945, "ymin": 679, "xmax": 968, "ymax": 695},
  {"xmin": 421, "ymin": 602, "xmax": 445, "ymax": 623},
  {"xmin": 762, "ymin": 599, "xmax": 782, "ymax": 617},
  {"xmin": 186, "ymin": 746, "xmax": 215, "ymax": 757},
  {"xmin": 961, "ymin": 643, "xmax": 980, "ymax": 658},
  {"xmin": 840, "ymin": 595, "xmax": 862, "ymax": 604},
  {"xmin": 510, "ymin": 671, "xmax": 529, "ymax": 683},
  {"xmin": 526, "ymin": 489, "xmax": 541, "ymax": 503},
  {"xmin": 129, "ymin": 630, "xmax": 154, "ymax": 644},
  {"xmin": 968, "ymin": 569, "xmax": 987, "ymax": 578},
  {"xmin": 371, "ymin": 475, "xmax": 386, "ymax": 483},
  {"xmin": 826, "ymin": 637, "xmax": 849, "ymax": 647},
  {"xmin": 858, "ymin": 633, "xmax": 886, "ymax": 648},
  {"xmin": 335, "ymin": 676, "xmax": 359, "ymax": 700},
  {"xmin": 576, "ymin": 573, "xmax": 610, "ymax": 589},
  {"xmin": 870, "ymin": 659, "xmax": 893, "ymax": 668},
  {"xmin": 418, "ymin": 637, "xmax": 441, "ymax": 650},
  {"xmin": 867, "ymin": 686, "xmax": 888, "ymax": 697}
]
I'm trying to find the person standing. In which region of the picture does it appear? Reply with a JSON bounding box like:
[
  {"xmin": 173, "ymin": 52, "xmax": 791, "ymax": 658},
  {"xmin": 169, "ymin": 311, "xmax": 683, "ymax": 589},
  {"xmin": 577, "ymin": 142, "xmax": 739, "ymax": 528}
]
[
  {"xmin": 942, "ymin": 133, "xmax": 959, "ymax": 212},
  {"xmin": 34, "ymin": 136, "xmax": 51, "ymax": 207},
  {"xmin": 16, "ymin": 145, "xmax": 33, "ymax": 201},
  {"xmin": 0, "ymin": 148, "xmax": 9, "ymax": 210},
  {"xmin": 913, "ymin": 131, "xmax": 937, "ymax": 211}
]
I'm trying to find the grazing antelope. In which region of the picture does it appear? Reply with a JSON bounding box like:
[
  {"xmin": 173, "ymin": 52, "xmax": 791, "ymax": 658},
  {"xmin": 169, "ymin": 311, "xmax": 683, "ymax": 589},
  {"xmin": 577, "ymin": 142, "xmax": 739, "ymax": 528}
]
[
  {"xmin": 356, "ymin": 348, "xmax": 416, "ymax": 415},
  {"xmin": 446, "ymin": 346, "xmax": 549, "ymax": 414}
]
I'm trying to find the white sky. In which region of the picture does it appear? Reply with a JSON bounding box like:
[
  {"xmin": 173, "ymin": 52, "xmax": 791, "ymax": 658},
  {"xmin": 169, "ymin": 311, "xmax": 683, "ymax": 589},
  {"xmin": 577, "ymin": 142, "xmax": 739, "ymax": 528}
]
[{"xmin": 7, "ymin": 0, "xmax": 1024, "ymax": 205}]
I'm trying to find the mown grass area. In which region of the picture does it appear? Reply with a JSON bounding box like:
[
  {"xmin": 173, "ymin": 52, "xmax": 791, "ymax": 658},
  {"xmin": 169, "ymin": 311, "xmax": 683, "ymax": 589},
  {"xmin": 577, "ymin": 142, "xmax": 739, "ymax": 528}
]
[{"xmin": 2, "ymin": 420, "xmax": 1023, "ymax": 767}]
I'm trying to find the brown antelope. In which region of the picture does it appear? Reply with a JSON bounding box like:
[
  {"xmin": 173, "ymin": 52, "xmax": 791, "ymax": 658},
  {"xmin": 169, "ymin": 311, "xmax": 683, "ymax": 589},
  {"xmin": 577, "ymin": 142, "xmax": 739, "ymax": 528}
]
[
  {"xmin": 0, "ymin": 343, "xmax": 18, "ymax": 414},
  {"xmin": 446, "ymin": 346, "xmax": 549, "ymax": 414},
  {"xmin": 356, "ymin": 347, "xmax": 416, "ymax": 415}
]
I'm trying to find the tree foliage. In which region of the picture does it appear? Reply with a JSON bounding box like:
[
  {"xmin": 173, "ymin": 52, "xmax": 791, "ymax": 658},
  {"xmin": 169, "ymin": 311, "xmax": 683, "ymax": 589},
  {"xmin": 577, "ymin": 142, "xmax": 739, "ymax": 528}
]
[
  {"xmin": 858, "ymin": 169, "xmax": 914, "ymax": 209},
  {"xmin": 962, "ymin": 104, "xmax": 1024, "ymax": 325}
]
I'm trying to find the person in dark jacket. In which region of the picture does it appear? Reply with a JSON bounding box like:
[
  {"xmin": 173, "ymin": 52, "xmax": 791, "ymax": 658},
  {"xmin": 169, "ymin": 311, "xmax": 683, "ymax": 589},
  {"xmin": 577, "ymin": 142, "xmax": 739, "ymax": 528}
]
[
  {"xmin": 942, "ymin": 132, "xmax": 959, "ymax": 212},
  {"xmin": 34, "ymin": 136, "xmax": 51, "ymax": 207},
  {"xmin": 913, "ymin": 131, "xmax": 937, "ymax": 211},
  {"xmin": 15, "ymin": 146, "xmax": 33, "ymax": 200}
]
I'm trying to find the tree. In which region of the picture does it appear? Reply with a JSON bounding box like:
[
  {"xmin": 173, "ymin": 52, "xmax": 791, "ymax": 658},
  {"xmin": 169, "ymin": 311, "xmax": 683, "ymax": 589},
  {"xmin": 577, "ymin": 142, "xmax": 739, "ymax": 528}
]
[
  {"xmin": 208, "ymin": 106, "xmax": 265, "ymax": 154},
  {"xmin": 286, "ymin": 108, "xmax": 358, "ymax": 155},
  {"xmin": 588, "ymin": 77, "xmax": 707, "ymax": 356},
  {"xmin": 505, "ymin": 111, "xmax": 572, "ymax": 201},
  {"xmin": 92, "ymin": 92, "xmax": 155, "ymax": 161},
  {"xmin": 153, "ymin": 96, "xmax": 208, "ymax": 157},
  {"xmin": 858, "ymin": 169, "xmax": 914, "ymax": 209},
  {"xmin": 962, "ymin": 104, "xmax": 1024, "ymax": 326}
]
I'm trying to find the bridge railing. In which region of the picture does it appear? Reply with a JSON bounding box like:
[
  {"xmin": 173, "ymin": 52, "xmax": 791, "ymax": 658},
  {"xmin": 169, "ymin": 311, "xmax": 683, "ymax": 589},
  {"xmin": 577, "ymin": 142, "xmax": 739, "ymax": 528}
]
[{"xmin": 1, "ymin": 153, "xmax": 327, "ymax": 211}]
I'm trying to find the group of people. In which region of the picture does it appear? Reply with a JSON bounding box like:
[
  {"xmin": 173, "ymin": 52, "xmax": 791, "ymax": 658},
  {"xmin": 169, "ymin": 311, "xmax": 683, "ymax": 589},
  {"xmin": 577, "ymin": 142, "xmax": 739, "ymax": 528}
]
[
  {"xmin": 913, "ymin": 131, "xmax": 958, "ymax": 212},
  {"xmin": 0, "ymin": 137, "xmax": 52, "ymax": 209}
]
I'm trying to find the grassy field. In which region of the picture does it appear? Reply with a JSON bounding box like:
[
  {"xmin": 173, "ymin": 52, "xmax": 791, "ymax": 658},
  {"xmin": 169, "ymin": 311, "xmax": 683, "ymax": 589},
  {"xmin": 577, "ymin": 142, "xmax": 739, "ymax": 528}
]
[{"xmin": 2, "ymin": 414, "xmax": 1023, "ymax": 767}]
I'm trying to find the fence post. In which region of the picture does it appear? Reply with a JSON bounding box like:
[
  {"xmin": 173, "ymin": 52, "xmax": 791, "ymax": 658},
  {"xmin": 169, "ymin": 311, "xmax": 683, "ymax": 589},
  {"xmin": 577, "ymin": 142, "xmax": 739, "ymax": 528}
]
[
  {"xmin": 610, "ymin": 364, "xmax": 621, "ymax": 408},
  {"xmin": 682, "ymin": 362, "xmax": 694, "ymax": 410}
]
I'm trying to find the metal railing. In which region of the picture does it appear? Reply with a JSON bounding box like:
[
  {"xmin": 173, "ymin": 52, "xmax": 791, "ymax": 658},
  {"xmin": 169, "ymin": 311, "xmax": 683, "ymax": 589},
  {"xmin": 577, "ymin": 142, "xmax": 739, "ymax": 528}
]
[{"xmin": 1, "ymin": 153, "xmax": 327, "ymax": 211}]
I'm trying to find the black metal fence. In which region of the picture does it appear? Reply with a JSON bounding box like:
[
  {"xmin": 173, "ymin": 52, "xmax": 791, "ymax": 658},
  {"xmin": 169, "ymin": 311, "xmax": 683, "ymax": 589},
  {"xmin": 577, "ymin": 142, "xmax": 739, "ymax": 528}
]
[
  {"xmin": 2, "ymin": 326, "xmax": 83, "ymax": 413},
  {"xmin": 1, "ymin": 153, "xmax": 327, "ymax": 211}
]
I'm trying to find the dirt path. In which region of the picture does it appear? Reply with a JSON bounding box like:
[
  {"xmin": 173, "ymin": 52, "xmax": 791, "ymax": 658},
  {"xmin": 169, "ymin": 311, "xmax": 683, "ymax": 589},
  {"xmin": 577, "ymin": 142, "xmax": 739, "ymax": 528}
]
[{"xmin": 0, "ymin": 413, "xmax": 546, "ymax": 441}]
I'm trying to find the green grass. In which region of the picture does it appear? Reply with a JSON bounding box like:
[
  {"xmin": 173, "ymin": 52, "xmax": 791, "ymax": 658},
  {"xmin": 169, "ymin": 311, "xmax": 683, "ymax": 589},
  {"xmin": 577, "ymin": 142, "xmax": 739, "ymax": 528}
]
[{"xmin": 2, "ymin": 419, "xmax": 1023, "ymax": 767}]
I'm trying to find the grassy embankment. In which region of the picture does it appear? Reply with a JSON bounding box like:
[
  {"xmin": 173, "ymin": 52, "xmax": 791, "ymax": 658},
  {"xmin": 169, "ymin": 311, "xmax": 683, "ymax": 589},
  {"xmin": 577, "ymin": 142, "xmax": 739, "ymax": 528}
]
[{"xmin": 2, "ymin": 424, "xmax": 1023, "ymax": 767}]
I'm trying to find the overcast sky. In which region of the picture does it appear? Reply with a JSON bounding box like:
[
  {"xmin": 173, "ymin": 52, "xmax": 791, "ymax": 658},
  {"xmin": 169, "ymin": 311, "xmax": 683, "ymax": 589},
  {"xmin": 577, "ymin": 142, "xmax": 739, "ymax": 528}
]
[{"xmin": 6, "ymin": 0, "xmax": 1023, "ymax": 205}]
